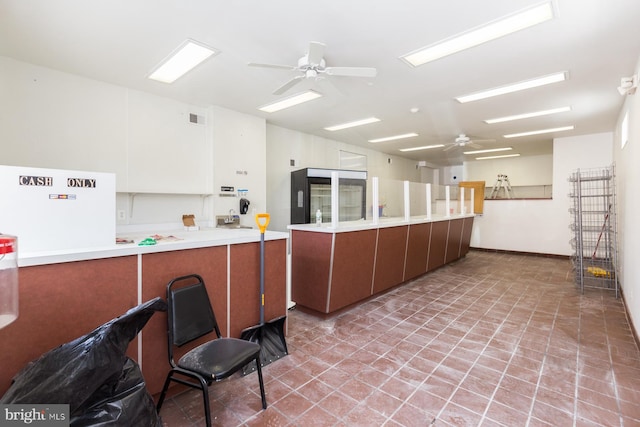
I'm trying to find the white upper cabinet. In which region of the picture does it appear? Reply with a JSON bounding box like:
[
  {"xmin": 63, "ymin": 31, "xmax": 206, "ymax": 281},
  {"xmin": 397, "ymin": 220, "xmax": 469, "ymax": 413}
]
[
  {"xmin": 0, "ymin": 57, "xmax": 128, "ymax": 187},
  {"xmin": 126, "ymin": 90, "xmax": 212, "ymax": 194},
  {"xmin": 1, "ymin": 58, "xmax": 214, "ymax": 194}
]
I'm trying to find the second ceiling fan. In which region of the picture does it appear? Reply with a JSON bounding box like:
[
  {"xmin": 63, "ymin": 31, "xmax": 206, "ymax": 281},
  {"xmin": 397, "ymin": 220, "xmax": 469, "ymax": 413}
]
[
  {"xmin": 442, "ymin": 134, "xmax": 494, "ymax": 151},
  {"xmin": 249, "ymin": 41, "xmax": 377, "ymax": 95}
]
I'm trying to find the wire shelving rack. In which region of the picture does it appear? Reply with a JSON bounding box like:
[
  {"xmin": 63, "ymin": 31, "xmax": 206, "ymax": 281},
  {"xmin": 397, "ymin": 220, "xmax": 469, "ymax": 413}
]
[{"xmin": 568, "ymin": 165, "xmax": 618, "ymax": 297}]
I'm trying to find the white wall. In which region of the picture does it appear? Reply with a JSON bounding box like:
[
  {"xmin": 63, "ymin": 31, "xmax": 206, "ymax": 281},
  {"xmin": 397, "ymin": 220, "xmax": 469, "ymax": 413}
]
[
  {"xmin": 470, "ymin": 133, "xmax": 612, "ymax": 255},
  {"xmin": 211, "ymin": 106, "xmax": 267, "ymax": 228},
  {"xmin": 265, "ymin": 124, "xmax": 422, "ymax": 232},
  {"xmin": 464, "ymin": 154, "xmax": 553, "ymax": 186},
  {"xmin": 612, "ymin": 55, "xmax": 640, "ymax": 339}
]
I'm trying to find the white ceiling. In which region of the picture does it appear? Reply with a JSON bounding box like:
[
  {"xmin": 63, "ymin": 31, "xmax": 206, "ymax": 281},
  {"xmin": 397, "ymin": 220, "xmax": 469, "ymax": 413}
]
[{"xmin": 1, "ymin": 0, "xmax": 639, "ymax": 166}]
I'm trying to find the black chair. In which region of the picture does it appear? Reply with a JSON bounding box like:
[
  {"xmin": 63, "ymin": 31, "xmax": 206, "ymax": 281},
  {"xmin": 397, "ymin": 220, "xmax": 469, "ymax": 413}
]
[{"xmin": 156, "ymin": 274, "xmax": 266, "ymax": 427}]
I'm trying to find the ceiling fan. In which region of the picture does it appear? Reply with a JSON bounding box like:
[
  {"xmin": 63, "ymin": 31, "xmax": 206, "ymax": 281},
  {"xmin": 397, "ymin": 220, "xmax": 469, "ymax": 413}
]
[
  {"xmin": 248, "ymin": 41, "xmax": 377, "ymax": 95},
  {"xmin": 442, "ymin": 134, "xmax": 494, "ymax": 151}
]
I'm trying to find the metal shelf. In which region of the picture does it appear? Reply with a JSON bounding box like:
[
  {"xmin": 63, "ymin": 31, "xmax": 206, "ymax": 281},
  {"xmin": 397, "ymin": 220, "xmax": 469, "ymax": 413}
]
[{"xmin": 568, "ymin": 165, "xmax": 618, "ymax": 297}]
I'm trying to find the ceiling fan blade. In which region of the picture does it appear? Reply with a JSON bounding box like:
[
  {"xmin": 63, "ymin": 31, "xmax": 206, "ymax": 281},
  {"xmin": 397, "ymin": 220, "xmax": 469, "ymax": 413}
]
[
  {"xmin": 248, "ymin": 62, "xmax": 296, "ymax": 71},
  {"xmin": 324, "ymin": 66, "xmax": 378, "ymax": 78},
  {"xmin": 470, "ymin": 138, "xmax": 495, "ymax": 144},
  {"xmin": 307, "ymin": 41, "xmax": 326, "ymax": 65},
  {"xmin": 467, "ymin": 142, "xmax": 483, "ymax": 149},
  {"xmin": 273, "ymin": 76, "xmax": 304, "ymax": 95},
  {"xmin": 442, "ymin": 144, "xmax": 458, "ymax": 152}
]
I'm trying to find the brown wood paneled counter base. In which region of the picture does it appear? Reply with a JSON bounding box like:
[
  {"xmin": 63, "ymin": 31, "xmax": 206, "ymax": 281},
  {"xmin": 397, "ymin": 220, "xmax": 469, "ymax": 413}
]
[
  {"xmin": 289, "ymin": 216, "xmax": 474, "ymax": 314},
  {"xmin": 0, "ymin": 230, "xmax": 288, "ymax": 397}
]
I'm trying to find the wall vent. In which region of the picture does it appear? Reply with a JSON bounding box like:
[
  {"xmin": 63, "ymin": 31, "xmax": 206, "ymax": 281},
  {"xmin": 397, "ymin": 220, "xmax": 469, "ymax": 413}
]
[{"xmin": 189, "ymin": 113, "xmax": 205, "ymax": 125}]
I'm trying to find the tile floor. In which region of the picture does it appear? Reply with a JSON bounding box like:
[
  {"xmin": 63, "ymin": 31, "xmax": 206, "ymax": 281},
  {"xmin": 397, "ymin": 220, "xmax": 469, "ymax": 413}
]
[{"xmin": 158, "ymin": 250, "xmax": 640, "ymax": 426}]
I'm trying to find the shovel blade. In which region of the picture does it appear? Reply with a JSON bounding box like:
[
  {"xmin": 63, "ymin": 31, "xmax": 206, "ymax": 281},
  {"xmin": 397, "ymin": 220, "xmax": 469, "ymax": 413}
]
[{"xmin": 240, "ymin": 316, "xmax": 288, "ymax": 375}]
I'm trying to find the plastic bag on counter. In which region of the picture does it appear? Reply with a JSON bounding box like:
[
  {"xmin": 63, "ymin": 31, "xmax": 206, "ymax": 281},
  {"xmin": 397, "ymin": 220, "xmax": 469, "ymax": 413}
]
[{"xmin": 1, "ymin": 297, "xmax": 167, "ymax": 427}]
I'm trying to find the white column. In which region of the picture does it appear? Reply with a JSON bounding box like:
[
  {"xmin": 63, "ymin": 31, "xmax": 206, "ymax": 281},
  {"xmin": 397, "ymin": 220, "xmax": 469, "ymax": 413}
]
[
  {"xmin": 470, "ymin": 188, "xmax": 475, "ymax": 215},
  {"xmin": 426, "ymin": 183, "xmax": 432, "ymax": 219},
  {"xmin": 404, "ymin": 180, "xmax": 410, "ymax": 221},
  {"xmin": 460, "ymin": 187, "xmax": 465, "ymax": 215},
  {"xmin": 331, "ymin": 171, "xmax": 339, "ymax": 228},
  {"xmin": 445, "ymin": 186, "xmax": 451, "ymax": 217},
  {"xmin": 372, "ymin": 177, "xmax": 379, "ymax": 224}
]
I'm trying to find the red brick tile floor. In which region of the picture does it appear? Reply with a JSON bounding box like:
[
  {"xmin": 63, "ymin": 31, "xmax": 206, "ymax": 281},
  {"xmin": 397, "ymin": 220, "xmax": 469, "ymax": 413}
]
[{"xmin": 157, "ymin": 250, "xmax": 640, "ymax": 426}]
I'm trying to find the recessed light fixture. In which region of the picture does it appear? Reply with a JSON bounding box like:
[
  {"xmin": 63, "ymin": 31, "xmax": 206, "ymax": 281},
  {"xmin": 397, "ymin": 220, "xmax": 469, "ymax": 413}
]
[
  {"xmin": 400, "ymin": 2, "xmax": 554, "ymax": 67},
  {"xmin": 463, "ymin": 147, "xmax": 513, "ymax": 155},
  {"xmin": 476, "ymin": 154, "xmax": 521, "ymax": 160},
  {"xmin": 485, "ymin": 106, "xmax": 571, "ymax": 124},
  {"xmin": 258, "ymin": 90, "xmax": 323, "ymax": 113},
  {"xmin": 324, "ymin": 117, "xmax": 380, "ymax": 131},
  {"xmin": 504, "ymin": 125, "xmax": 574, "ymax": 138},
  {"xmin": 399, "ymin": 144, "xmax": 445, "ymax": 152},
  {"xmin": 148, "ymin": 39, "xmax": 218, "ymax": 83},
  {"xmin": 369, "ymin": 133, "xmax": 419, "ymax": 143},
  {"xmin": 455, "ymin": 72, "xmax": 566, "ymax": 103}
]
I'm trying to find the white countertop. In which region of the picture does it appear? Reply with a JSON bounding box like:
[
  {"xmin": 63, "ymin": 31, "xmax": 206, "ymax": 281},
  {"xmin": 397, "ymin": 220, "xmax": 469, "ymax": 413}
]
[
  {"xmin": 19, "ymin": 227, "xmax": 289, "ymax": 267},
  {"xmin": 287, "ymin": 214, "xmax": 475, "ymax": 233}
]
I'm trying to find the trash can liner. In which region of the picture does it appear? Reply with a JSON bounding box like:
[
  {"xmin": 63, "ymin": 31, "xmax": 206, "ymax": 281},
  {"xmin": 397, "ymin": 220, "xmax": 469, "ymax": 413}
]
[{"xmin": 1, "ymin": 297, "xmax": 167, "ymax": 426}]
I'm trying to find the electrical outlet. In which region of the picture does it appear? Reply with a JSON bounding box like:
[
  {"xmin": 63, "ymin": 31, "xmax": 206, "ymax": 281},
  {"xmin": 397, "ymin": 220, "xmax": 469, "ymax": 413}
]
[{"xmin": 117, "ymin": 210, "xmax": 126, "ymax": 220}]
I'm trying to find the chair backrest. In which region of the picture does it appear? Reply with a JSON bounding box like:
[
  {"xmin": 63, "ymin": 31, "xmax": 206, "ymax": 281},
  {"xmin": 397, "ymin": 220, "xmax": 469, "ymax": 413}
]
[{"xmin": 167, "ymin": 274, "xmax": 221, "ymax": 350}]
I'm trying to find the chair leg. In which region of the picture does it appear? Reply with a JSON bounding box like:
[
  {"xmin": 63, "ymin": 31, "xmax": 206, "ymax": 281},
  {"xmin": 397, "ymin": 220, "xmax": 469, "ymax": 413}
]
[
  {"xmin": 156, "ymin": 372, "xmax": 173, "ymax": 412},
  {"xmin": 197, "ymin": 376, "xmax": 212, "ymax": 427},
  {"xmin": 255, "ymin": 355, "xmax": 267, "ymax": 409}
]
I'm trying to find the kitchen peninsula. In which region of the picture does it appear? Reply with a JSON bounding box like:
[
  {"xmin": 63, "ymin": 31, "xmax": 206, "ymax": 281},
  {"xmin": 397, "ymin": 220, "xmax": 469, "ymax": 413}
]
[
  {"xmin": 289, "ymin": 215, "xmax": 474, "ymax": 314},
  {"xmin": 0, "ymin": 228, "xmax": 288, "ymax": 397}
]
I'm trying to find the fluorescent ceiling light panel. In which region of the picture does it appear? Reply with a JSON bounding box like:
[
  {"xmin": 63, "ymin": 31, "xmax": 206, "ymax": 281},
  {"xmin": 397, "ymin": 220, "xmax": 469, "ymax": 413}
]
[
  {"xmin": 504, "ymin": 125, "xmax": 574, "ymax": 138},
  {"xmin": 476, "ymin": 154, "xmax": 521, "ymax": 160},
  {"xmin": 485, "ymin": 106, "xmax": 571, "ymax": 124},
  {"xmin": 258, "ymin": 90, "xmax": 322, "ymax": 113},
  {"xmin": 369, "ymin": 133, "xmax": 419, "ymax": 143},
  {"xmin": 401, "ymin": 2, "xmax": 554, "ymax": 67},
  {"xmin": 148, "ymin": 40, "xmax": 218, "ymax": 83},
  {"xmin": 324, "ymin": 117, "xmax": 380, "ymax": 131},
  {"xmin": 463, "ymin": 147, "xmax": 513, "ymax": 155},
  {"xmin": 456, "ymin": 72, "xmax": 566, "ymax": 103},
  {"xmin": 399, "ymin": 144, "xmax": 445, "ymax": 152}
]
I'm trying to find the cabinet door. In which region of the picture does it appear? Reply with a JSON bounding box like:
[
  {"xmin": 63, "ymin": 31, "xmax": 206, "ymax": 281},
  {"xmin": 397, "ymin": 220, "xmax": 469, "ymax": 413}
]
[
  {"xmin": 126, "ymin": 91, "xmax": 212, "ymax": 193},
  {"xmin": 459, "ymin": 181, "xmax": 485, "ymax": 214}
]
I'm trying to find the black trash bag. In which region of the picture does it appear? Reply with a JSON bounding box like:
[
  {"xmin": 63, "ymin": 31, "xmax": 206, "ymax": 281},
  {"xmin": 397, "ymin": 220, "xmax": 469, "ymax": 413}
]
[
  {"xmin": 1, "ymin": 297, "xmax": 167, "ymax": 427},
  {"xmin": 70, "ymin": 358, "xmax": 159, "ymax": 426}
]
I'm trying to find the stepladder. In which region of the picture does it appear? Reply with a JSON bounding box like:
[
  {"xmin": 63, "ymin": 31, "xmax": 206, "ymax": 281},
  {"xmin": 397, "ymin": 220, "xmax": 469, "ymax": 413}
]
[{"xmin": 489, "ymin": 174, "xmax": 513, "ymax": 199}]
